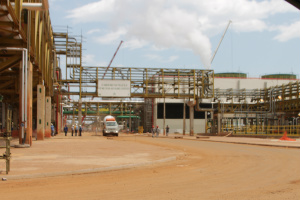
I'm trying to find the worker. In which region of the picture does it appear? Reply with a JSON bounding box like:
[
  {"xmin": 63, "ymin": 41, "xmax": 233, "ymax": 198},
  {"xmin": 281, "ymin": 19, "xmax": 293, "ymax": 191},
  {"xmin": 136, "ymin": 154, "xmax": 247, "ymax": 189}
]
[
  {"xmin": 71, "ymin": 125, "xmax": 74, "ymax": 136},
  {"xmin": 51, "ymin": 123, "xmax": 55, "ymax": 136},
  {"xmin": 79, "ymin": 125, "xmax": 82, "ymax": 136},
  {"xmin": 151, "ymin": 125, "xmax": 155, "ymax": 138},
  {"xmin": 64, "ymin": 125, "xmax": 68, "ymax": 136},
  {"xmin": 75, "ymin": 124, "xmax": 78, "ymax": 136},
  {"xmin": 166, "ymin": 125, "xmax": 170, "ymax": 136},
  {"xmin": 156, "ymin": 125, "xmax": 160, "ymax": 137}
]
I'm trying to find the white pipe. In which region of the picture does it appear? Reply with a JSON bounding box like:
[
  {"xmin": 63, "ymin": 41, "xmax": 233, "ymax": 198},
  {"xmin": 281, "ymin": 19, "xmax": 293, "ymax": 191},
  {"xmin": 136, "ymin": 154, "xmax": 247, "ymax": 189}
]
[
  {"xmin": 69, "ymin": 100, "xmax": 144, "ymax": 103},
  {"xmin": 10, "ymin": 2, "xmax": 46, "ymax": 11},
  {"xmin": 21, "ymin": 50, "xmax": 25, "ymax": 138},
  {"xmin": 24, "ymin": 48, "xmax": 28, "ymax": 129}
]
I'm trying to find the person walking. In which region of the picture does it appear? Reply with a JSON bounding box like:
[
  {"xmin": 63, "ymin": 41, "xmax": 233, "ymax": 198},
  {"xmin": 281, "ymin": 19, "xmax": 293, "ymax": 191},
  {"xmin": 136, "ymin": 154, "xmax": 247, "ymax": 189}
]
[
  {"xmin": 156, "ymin": 125, "xmax": 160, "ymax": 137},
  {"xmin": 79, "ymin": 125, "xmax": 82, "ymax": 136},
  {"xmin": 51, "ymin": 123, "xmax": 55, "ymax": 136},
  {"xmin": 71, "ymin": 125, "xmax": 74, "ymax": 136},
  {"xmin": 166, "ymin": 125, "xmax": 170, "ymax": 136},
  {"xmin": 75, "ymin": 124, "xmax": 78, "ymax": 136},
  {"xmin": 64, "ymin": 125, "xmax": 68, "ymax": 136},
  {"xmin": 151, "ymin": 125, "xmax": 155, "ymax": 138}
]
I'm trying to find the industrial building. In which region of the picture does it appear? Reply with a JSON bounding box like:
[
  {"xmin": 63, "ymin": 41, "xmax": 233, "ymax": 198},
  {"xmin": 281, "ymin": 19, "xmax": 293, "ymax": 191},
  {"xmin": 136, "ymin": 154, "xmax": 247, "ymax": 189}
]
[
  {"xmin": 0, "ymin": 0, "xmax": 300, "ymax": 150},
  {"xmin": 156, "ymin": 73, "xmax": 300, "ymax": 134}
]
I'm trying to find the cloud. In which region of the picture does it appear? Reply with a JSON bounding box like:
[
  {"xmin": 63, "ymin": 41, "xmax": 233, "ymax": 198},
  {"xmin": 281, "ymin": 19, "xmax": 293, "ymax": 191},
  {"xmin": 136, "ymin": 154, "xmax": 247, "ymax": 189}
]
[
  {"xmin": 274, "ymin": 21, "xmax": 300, "ymax": 42},
  {"xmin": 82, "ymin": 54, "xmax": 109, "ymax": 66},
  {"xmin": 96, "ymin": 28, "xmax": 127, "ymax": 44},
  {"xmin": 87, "ymin": 29, "xmax": 102, "ymax": 35},
  {"xmin": 67, "ymin": 0, "xmax": 298, "ymax": 67},
  {"xmin": 67, "ymin": 0, "xmax": 115, "ymax": 23},
  {"xmin": 123, "ymin": 39, "xmax": 149, "ymax": 50}
]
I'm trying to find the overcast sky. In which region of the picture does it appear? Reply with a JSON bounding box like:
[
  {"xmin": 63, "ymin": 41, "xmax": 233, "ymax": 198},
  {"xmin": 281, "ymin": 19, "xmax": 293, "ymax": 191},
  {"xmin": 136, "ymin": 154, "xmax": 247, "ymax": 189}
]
[{"xmin": 49, "ymin": 0, "xmax": 300, "ymax": 78}]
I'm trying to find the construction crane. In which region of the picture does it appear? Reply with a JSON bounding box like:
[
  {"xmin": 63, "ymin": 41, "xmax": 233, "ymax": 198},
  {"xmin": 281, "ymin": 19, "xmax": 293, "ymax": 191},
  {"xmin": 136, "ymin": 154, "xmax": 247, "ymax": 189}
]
[
  {"xmin": 211, "ymin": 20, "xmax": 232, "ymax": 64},
  {"xmin": 102, "ymin": 40, "xmax": 124, "ymax": 79}
]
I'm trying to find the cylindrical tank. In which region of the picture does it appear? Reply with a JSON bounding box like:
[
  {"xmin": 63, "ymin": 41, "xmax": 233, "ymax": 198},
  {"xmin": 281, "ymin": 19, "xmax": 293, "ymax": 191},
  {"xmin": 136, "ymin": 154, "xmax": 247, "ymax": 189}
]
[
  {"xmin": 261, "ymin": 74, "xmax": 296, "ymax": 79},
  {"xmin": 214, "ymin": 72, "xmax": 247, "ymax": 78}
]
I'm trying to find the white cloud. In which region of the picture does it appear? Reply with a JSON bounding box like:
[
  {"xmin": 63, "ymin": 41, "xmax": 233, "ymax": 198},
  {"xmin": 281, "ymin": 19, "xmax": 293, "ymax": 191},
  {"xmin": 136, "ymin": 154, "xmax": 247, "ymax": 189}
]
[
  {"xmin": 274, "ymin": 21, "xmax": 300, "ymax": 42},
  {"xmin": 87, "ymin": 29, "xmax": 102, "ymax": 35},
  {"xmin": 96, "ymin": 28, "xmax": 127, "ymax": 44},
  {"xmin": 67, "ymin": 0, "xmax": 115, "ymax": 23},
  {"xmin": 123, "ymin": 39, "xmax": 149, "ymax": 50},
  {"xmin": 67, "ymin": 0, "xmax": 298, "ymax": 67},
  {"xmin": 82, "ymin": 54, "xmax": 107, "ymax": 66}
]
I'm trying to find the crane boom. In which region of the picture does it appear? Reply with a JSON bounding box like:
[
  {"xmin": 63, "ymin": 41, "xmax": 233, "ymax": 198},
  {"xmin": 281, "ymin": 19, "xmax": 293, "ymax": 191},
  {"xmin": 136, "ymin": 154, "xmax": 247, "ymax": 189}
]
[
  {"xmin": 211, "ymin": 20, "xmax": 232, "ymax": 64},
  {"xmin": 102, "ymin": 40, "xmax": 123, "ymax": 79}
]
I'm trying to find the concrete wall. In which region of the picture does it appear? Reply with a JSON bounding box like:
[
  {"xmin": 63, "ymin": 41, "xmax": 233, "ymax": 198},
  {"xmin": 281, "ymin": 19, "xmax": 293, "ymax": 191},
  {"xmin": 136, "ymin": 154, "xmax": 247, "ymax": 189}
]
[
  {"xmin": 157, "ymin": 119, "xmax": 206, "ymax": 134},
  {"xmin": 214, "ymin": 77, "xmax": 295, "ymax": 90}
]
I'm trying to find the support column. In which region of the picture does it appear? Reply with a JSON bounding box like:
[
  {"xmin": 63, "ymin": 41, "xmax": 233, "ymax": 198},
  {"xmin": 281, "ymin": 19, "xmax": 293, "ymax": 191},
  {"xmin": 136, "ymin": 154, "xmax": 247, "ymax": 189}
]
[
  {"xmin": 57, "ymin": 110, "xmax": 61, "ymax": 134},
  {"xmin": 153, "ymin": 99, "xmax": 157, "ymax": 128},
  {"xmin": 183, "ymin": 99, "xmax": 186, "ymax": 135},
  {"xmin": 72, "ymin": 107, "xmax": 75, "ymax": 126},
  {"xmin": 37, "ymin": 85, "xmax": 45, "ymax": 140},
  {"xmin": 187, "ymin": 101, "xmax": 195, "ymax": 136},
  {"xmin": 1, "ymin": 102, "xmax": 5, "ymax": 132},
  {"xmin": 163, "ymin": 97, "xmax": 166, "ymax": 135},
  {"xmin": 18, "ymin": 61, "xmax": 22, "ymax": 144},
  {"xmin": 26, "ymin": 62, "xmax": 33, "ymax": 146},
  {"xmin": 205, "ymin": 111, "xmax": 207, "ymax": 134},
  {"xmin": 129, "ymin": 105, "xmax": 132, "ymax": 132},
  {"xmin": 45, "ymin": 96, "xmax": 51, "ymax": 137},
  {"xmin": 12, "ymin": 107, "xmax": 18, "ymax": 137},
  {"xmin": 78, "ymin": 99, "xmax": 82, "ymax": 126},
  {"xmin": 218, "ymin": 113, "xmax": 221, "ymax": 135}
]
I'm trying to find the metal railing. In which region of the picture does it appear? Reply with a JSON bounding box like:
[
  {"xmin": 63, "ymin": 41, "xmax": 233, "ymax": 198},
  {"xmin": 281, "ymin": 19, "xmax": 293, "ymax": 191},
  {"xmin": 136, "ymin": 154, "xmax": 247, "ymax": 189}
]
[{"xmin": 221, "ymin": 125, "xmax": 300, "ymax": 137}]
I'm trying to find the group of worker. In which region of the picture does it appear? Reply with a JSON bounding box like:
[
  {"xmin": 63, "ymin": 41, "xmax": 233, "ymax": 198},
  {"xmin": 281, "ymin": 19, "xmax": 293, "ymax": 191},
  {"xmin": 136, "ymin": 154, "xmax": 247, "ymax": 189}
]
[
  {"xmin": 151, "ymin": 125, "xmax": 169, "ymax": 137},
  {"xmin": 63, "ymin": 124, "xmax": 83, "ymax": 137}
]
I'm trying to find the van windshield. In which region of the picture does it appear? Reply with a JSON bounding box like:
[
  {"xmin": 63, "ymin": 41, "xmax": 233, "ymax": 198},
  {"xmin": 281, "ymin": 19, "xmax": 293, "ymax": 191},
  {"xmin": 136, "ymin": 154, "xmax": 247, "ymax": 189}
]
[{"xmin": 106, "ymin": 122, "xmax": 117, "ymax": 126}]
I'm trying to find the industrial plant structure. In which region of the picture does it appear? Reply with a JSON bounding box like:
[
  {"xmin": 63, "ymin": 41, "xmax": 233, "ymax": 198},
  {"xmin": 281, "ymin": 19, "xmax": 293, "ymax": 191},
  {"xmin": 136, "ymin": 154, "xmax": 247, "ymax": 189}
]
[{"xmin": 0, "ymin": 0, "xmax": 299, "ymax": 148}]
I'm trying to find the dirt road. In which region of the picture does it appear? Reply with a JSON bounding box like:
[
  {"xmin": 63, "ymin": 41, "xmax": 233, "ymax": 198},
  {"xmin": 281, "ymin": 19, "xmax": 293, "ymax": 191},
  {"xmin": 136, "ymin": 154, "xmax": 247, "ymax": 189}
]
[{"xmin": 1, "ymin": 136, "xmax": 300, "ymax": 200}]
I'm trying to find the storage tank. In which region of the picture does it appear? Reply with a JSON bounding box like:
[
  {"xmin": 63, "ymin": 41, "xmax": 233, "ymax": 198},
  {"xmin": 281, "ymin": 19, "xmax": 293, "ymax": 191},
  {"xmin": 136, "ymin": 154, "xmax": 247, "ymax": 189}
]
[
  {"xmin": 261, "ymin": 74, "xmax": 296, "ymax": 79},
  {"xmin": 214, "ymin": 72, "xmax": 247, "ymax": 78}
]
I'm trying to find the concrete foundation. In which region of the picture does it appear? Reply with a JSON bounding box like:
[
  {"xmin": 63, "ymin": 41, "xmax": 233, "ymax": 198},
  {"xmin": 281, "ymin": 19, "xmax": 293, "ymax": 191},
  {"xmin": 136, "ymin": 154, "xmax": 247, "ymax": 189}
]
[
  {"xmin": 187, "ymin": 101, "xmax": 195, "ymax": 136},
  {"xmin": 45, "ymin": 96, "xmax": 51, "ymax": 137},
  {"xmin": 37, "ymin": 85, "xmax": 45, "ymax": 140}
]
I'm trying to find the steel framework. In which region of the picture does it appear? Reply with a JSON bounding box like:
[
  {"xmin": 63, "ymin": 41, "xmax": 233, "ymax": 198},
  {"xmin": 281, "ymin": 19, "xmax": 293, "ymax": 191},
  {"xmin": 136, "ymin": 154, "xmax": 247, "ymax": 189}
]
[{"xmin": 59, "ymin": 66, "xmax": 215, "ymax": 100}]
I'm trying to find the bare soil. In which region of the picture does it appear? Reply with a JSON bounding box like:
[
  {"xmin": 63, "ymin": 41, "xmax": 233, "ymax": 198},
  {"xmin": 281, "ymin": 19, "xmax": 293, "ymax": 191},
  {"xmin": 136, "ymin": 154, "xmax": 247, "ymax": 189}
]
[{"xmin": 0, "ymin": 133, "xmax": 299, "ymax": 200}]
